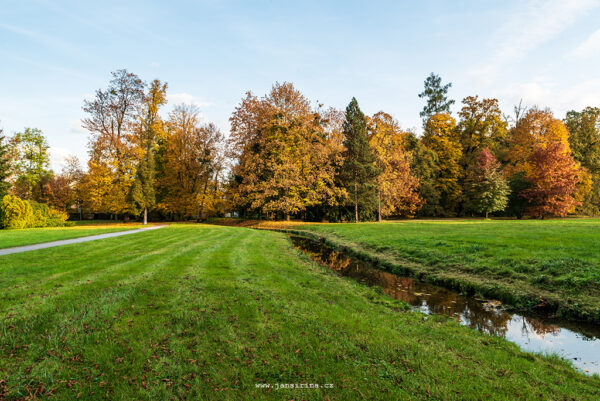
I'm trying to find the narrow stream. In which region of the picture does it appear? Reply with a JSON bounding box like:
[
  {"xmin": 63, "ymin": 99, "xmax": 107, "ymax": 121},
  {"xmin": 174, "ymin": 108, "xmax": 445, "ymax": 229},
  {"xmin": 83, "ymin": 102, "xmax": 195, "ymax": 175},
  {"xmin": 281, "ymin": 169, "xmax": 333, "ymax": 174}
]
[{"xmin": 290, "ymin": 235, "xmax": 600, "ymax": 375}]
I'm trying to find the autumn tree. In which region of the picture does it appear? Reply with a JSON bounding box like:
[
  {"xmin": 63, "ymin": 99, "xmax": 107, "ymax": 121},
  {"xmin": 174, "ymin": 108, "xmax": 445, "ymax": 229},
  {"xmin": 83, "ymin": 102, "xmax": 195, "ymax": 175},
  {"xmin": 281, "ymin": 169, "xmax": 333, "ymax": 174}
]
[
  {"xmin": 418, "ymin": 73, "xmax": 455, "ymax": 124},
  {"xmin": 422, "ymin": 113, "xmax": 463, "ymax": 215},
  {"xmin": 0, "ymin": 127, "xmax": 11, "ymax": 199},
  {"xmin": 9, "ymin": 128, "xmax": 51, "ymax": 201},
  {"xmin": 464, "ymin": 148, "xmax": 509, "ymax": 218},
  {"xmin": 228, "ymin": 83, "xmax": 344, "ymax": 220},
  {"xmin": 521, "ymin": 142, "xmax": 581, "ymax": 218},
  {"xmin": 506, "ymin": 107, "xmax": 571, "ymax": 176},
  {"xmin": 339, "ymin": 98, "xmax": 379, "ymax": 222},
  {"xmin": 82, "ymin": 69, "xmax": 145, "ymax": 217},
  {"xmin": 368, "ymin": 112, "xmax": 421, "ymax": 220},
  {"xmin": 128, "ymin": 79, "xmax": 168, "ymax": 224},
  {"xmin": 158, "ymin": 105, "xmax": 224, "ymax": 219},
  {"xmin": 564, "ymin": 107, "xmax": 600, "ymax": 214},
  {"xmin": 404, "ymin": 132, "xmax": 441, "ymax": 216},
  {"xmin": 456, "ymin": 96, "xmax": 507, "ymax": 167},
  {"xmin": 62, "ymin": 156, "xmax": 85, "ymax": 218},
  {"xmin": 44, "ymin": 175, "xmax": 70, "ymax": 211},
  {"xmin": 43, "ymin": 156, "xmax": 85, "ymax": 215}
]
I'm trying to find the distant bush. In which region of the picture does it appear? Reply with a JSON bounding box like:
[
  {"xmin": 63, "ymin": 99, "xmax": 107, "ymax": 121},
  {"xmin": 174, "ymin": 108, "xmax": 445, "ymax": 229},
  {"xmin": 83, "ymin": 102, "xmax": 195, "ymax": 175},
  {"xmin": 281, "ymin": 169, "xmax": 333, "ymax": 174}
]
[{"xmin": 0, "ymin": 195, "xmax": 72, "ymax": 229}]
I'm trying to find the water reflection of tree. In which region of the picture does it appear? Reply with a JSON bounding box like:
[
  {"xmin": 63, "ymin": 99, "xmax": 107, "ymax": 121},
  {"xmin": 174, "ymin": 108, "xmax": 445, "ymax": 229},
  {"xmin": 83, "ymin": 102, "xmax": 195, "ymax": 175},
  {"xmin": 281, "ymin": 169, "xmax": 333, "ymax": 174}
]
[
  {"xmin": 325, "ymin": 250, "xmax": 351, "ymax": 272},
  {"xmin": 519, "ymin": 316, "xmax": 560, "ymax": 338},
  {"xmin": 378, "ymin": 273, "xmax": 515, "ymax": 336}
]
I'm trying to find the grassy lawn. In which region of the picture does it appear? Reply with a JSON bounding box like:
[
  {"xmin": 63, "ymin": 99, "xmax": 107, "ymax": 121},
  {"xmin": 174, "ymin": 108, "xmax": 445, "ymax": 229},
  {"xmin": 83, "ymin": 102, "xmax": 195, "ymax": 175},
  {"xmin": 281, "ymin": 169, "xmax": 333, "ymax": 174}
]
[
  {"xmin": 0, "ymin": 224, "xmax": 598, "ymax": 400},
  {"xmin": 294, "ymin": 218, "xmax": 600, "ymax": 322},
  {"xmin": 0, "ymin": 223, "xmax": 144, "ymax": 249}
]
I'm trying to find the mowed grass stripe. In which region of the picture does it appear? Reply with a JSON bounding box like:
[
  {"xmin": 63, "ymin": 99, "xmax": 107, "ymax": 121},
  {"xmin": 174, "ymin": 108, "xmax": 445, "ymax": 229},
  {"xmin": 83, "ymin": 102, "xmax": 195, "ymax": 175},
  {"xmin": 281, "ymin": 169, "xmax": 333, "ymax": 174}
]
[
  {"xmin": 0, "ymin": 226, "xmax": 201, "ymax": 312},
  {"xmin": 1, "ymin": 226, "xmax": 230, "ymax": 316}
]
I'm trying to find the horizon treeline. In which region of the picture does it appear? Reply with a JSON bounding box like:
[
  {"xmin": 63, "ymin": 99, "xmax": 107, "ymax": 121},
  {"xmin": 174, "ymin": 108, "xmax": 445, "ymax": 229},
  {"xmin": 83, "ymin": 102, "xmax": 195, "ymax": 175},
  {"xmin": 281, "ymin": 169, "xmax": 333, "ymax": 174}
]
[{"xmin": 1, "ymin": 69, "xmax": 599, "ymax": 223}]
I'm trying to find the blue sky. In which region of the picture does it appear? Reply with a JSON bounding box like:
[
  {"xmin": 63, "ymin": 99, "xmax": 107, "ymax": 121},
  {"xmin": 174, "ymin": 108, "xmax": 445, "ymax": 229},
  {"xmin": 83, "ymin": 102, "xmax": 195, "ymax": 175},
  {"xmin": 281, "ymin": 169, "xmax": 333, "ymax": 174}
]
[{"xmin": 2, "ymin": 0, "xmax": 600, "ymax": 170}]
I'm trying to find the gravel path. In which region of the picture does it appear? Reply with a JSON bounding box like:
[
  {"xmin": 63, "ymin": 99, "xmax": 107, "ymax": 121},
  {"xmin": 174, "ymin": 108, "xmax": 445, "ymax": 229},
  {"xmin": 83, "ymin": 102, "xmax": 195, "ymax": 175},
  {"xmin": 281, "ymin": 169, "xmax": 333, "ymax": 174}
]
[{"xmin": 0, "ymin": 225, "xmax": 167, "ymax": 256}]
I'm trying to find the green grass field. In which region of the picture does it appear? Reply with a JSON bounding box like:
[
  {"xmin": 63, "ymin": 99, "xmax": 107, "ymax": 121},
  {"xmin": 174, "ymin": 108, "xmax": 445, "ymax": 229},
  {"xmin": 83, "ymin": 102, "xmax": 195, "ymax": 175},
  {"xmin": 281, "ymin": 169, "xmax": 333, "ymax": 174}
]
[
  {"xmin": 0, "ymin": 223, "xmax": 142, "ymax": 249},
  {"xmin": 295, "ymin": 218, "xmax": 600, "ymax": 321},
  {"xmin": 0, "ymin": 224, "xmax": 598, "ymax": 400}
]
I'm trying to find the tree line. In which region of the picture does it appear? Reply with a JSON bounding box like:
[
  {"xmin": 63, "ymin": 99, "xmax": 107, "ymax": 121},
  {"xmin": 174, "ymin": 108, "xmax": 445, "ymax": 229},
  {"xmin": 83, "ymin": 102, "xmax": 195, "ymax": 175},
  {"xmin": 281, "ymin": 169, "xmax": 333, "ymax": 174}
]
[{"xmin": 0, "ymin": 70, "xmax": 598, "ymax": 224}]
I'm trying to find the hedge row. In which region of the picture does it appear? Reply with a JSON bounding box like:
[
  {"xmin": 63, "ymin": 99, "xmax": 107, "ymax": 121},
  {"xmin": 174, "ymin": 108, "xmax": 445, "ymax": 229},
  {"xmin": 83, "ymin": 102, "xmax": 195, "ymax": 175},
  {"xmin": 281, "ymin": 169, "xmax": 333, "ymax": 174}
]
[{"xmin": 0, "ymin": 194, "xmax": 72, "ymax": 229}]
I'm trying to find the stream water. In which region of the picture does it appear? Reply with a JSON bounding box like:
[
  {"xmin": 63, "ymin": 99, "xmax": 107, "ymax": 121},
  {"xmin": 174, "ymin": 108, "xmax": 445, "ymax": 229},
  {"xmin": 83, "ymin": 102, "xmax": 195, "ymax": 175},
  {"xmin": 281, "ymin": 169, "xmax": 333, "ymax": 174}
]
[{"xmin": 290, "ymin": 235, "xmax": 600, "ymax": 375}]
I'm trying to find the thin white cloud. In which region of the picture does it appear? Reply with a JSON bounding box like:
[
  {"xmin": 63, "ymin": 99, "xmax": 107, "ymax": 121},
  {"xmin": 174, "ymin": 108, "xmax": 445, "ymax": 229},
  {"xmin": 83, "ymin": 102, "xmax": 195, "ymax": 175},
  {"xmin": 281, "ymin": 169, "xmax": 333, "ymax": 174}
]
[
  {"xmin": 470, "ymin": 0, "xmax": 598, "ymax": 83},
  {"xmin": 498, "ymin": 77, "xmax": 600, "ymax": 116},
  {"xmin": 168, "ymin": 93, "xmax": 212, "ymax": 108},
  {"xmin": 69, "ymin": 120, "xmax": 87, "ymax": 135},
  {"xmin": 49, "ymin": 147, "xmax": 74, "ymax": 172},
  {"xmin": 572, "ymin": 29, "xmax": 600, "ymax": 58}
]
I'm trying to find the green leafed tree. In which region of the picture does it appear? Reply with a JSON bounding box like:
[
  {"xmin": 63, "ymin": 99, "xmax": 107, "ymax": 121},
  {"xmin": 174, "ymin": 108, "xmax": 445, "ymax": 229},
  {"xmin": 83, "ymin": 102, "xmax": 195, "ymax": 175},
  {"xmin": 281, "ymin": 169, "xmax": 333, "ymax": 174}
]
[
  {"xmin": 129, "ymin": 153, "xmax": 155, "ymax": 224},
  {"xmin": 339, "ymin": 98, "xmax": 380, "ymax": 222},
  {"xmin": 564, "ymin": 106, "xmax": 600, "ymax": 214},
  {"xmin": 464, "ymin": 148, "xmax": 510, "ymax": 218},
  {"xmin": 418, "ymin": 73, "xmax": 455, "ymax": 124},
  {"xmin": 0, "ymin": 127, "xmax": 11, "ymax": 199},
  {"xmin": 10, "ymin": 128, "xmax": 51, "ymax": 201}
]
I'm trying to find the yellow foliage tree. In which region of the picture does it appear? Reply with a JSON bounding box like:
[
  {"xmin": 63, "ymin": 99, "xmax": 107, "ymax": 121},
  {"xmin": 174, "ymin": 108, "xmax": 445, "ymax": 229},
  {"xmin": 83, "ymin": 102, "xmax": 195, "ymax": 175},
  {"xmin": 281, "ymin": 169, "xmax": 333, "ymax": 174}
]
[
  {"xmin": 82, "ymin": 70, "xmax": 145, "ymax": 216},
  {"xmin": 422, "ymin": 113, "xmax": 463, "ymax": 215},
  {"xmin": 368, "ymin": 112, "xmax": 422, "ymax": 219},
  {"xmin": 157, "ymin": 105, "xmax": 224, "ymax": 219}
]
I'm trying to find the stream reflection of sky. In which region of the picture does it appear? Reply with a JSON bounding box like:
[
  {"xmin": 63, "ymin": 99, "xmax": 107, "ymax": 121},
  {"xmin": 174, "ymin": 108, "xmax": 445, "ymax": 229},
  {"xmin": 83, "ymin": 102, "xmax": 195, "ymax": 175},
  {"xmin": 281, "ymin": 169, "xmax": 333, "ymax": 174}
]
[
  {"xmin": 503, "ymin": 316, "xmax": 600, "ymax": 374},
  {"xmin": 291, "ymin": 236, "xmax": 600, "ymax": 376}
]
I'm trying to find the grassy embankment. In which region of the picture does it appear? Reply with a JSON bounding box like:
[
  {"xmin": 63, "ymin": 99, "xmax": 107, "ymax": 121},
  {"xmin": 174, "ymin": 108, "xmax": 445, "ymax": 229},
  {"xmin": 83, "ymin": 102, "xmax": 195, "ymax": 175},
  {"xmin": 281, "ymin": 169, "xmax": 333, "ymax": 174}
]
[
  {"xmin": 0, "ymin": 224, "xmax": 598, "ymax": 400},
  {"xmin": 288, "ymin": 219, "xmax": 600, "ymax": 322},
  {"xmin": 0, "ymin": 223, "xmax": 144, "ymax": 249}
]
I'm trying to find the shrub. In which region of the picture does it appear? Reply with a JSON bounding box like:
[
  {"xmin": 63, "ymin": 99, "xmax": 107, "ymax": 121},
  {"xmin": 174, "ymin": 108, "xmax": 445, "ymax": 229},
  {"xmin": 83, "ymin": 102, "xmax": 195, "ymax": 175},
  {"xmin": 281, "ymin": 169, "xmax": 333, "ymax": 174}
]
[
  {"xmin": 0, "ymin": 194, "xmax": 34, "ymax": 229},
  {"xmin": 0, "ymin": 195, "xmax": 71, "ymax": 229},
  {"xmin": 47, "ymin": 208, "xmax": 71, "ymax": 227}
]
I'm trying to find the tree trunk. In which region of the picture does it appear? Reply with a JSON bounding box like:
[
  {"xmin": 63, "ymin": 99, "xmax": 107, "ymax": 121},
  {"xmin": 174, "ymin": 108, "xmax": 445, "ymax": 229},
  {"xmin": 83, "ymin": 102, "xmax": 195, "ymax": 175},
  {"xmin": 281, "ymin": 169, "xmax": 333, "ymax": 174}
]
[
  {"xmin": 198, "ymin": 174, "xmax": 211, "ymax": 222},
  {"xmin": 354, "ymin": 182, "xmax": 358, "ymax": 223},
  {"xmin": 378, "ymin": 189, "xmax": 382, "ymax": 222},
  {"xmin": 143, "ymin": 208, "xmax": 148, "ymax": 225},
  {"xmin": 485, "ymin": 211, "xmax": 488, "ymax": 219}
]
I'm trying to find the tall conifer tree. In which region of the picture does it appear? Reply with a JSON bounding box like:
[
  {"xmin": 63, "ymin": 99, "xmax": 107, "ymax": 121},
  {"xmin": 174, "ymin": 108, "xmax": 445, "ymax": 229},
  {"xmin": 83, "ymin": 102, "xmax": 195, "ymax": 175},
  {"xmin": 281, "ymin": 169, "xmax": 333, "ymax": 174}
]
[
  {"xmin": 418, "ymin": 73, "xmax": 455, "ymax": 124},
  {"xmin": 340, "ymin": 98, "xmax": 379, "ymax": 222}
]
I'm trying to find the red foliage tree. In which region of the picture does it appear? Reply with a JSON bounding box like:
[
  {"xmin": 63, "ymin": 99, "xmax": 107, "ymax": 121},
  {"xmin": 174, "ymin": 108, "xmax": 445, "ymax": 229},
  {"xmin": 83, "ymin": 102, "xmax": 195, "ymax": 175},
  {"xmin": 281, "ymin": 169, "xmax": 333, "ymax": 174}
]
[{"xmin": 521, "ymin": 142, "xmax": 581, "ymax": 218}]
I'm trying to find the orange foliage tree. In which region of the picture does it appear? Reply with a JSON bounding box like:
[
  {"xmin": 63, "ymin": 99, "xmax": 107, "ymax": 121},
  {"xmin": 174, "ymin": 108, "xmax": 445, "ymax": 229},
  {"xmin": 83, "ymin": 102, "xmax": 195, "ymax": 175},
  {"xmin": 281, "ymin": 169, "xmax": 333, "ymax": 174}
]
[
  {"xmin": 368, "ymin": 112, "xmax": 422, "ymax": 219},
  {"xmin": 228, "ymin": 82, "xmax": 344, "ymax": 219},
  {"xmin": 507, "ymin": 107, "xmax": 571, "ymax": 176},
  {"xmin": 521, "ymin": 142, "xmax": 581, "ymax": 218}
]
